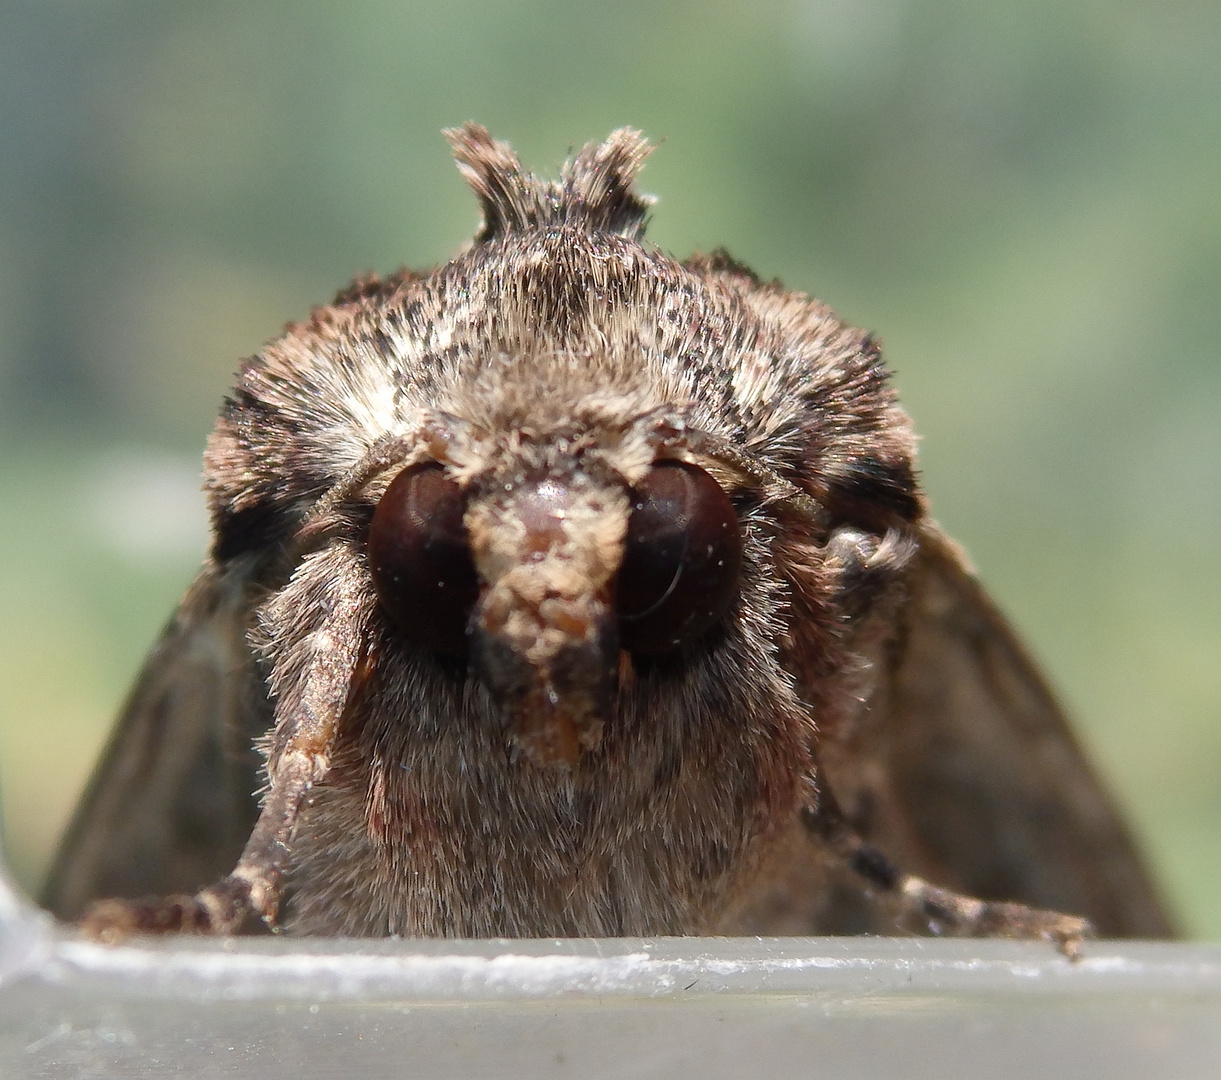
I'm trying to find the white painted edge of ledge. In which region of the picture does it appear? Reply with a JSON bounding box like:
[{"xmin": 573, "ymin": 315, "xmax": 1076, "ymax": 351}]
[{"xmin": 3, "ymin": 867, "xmax": 1220, "ymax": 1003}]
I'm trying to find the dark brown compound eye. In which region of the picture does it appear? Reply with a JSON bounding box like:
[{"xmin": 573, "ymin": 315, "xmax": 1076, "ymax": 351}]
[
  {"xmin": 616, "ymin": 461, "xmax": 742, "ymax": 655},
  {"xmin": 367, "ymin": 463, "xmax": 479, "ymax": 657}
]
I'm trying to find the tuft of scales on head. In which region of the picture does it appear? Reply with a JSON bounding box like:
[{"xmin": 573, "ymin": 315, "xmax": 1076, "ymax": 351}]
[{"xmin": 445, "ymin": 122, "xmax": 655, "ymax": 242}]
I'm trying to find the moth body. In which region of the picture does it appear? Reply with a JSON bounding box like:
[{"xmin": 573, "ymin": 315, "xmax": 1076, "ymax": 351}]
[{"xmin": 44, "ymin": 126, "xmax": 1174, "ymax": 947}]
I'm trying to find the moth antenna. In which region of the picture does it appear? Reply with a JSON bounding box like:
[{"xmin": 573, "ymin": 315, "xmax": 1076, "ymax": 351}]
[
  {"xmin": 445, "ymin": 122, "xmax": 655, "ymax": 241},
  {"xmin": 293, "ymin": 431, "xmax": 420, "ymax": 547},
  {"xmin": 681, "ymin": 428, "xmax": 829, "ymax": 526}
]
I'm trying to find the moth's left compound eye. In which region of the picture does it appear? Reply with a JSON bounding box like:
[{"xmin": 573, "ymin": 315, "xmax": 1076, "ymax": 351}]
[
  {"xmin": 368, "ymin": 463, "xmax": 479, "ymax": 657},
  {"xmin": 616, "ymin": 461, "xmax": 742, "ymax": 655}
]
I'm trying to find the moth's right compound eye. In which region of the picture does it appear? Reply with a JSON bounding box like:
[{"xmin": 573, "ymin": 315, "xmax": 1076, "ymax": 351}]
[{"xmin": 368, "ymin": 463, "xmax": 479, "ymax": 657}]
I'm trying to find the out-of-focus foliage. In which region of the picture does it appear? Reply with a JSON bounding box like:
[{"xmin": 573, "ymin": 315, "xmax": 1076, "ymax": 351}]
[{"xmin": 0, "ymin": 0, "xmax": 1217, "ymax": 935}]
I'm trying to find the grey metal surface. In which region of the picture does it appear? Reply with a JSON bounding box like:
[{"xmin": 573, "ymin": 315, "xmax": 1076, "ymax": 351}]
[{"xmin": 1, "ymin": 873, "xmax": 1218, "ymax": 1079}]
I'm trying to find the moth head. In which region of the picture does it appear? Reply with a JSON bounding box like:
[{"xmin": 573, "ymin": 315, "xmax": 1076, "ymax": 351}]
[
  {"xmin": 349, "ymin": 125, "xmax": 751, "ymax": 766},
  {"xmin": 209, "ymin": 123, "xmax": 921, "ymax": 769},
  {"xmin": 365, "ymin": 415, "xmax": 743, "ymax": 766}
]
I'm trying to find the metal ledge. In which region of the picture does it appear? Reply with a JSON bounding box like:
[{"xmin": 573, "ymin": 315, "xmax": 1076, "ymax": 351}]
[{"xmin": 3, "ymin": 874, "xmax": 1219, "ymax": 1078}]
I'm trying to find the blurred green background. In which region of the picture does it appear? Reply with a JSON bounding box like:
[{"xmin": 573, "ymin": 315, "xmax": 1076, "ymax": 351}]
[{"xmin": 0, "ymin": 0, "xmax": 1217, "ymax": 937}]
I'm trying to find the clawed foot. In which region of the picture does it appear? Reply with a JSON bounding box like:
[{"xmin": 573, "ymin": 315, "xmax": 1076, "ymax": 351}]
[
  {"xmin": 901, "ymin": 878, "xmax": 1094, "ymax": 959},
  {"xmin": 79, "ymin": 876, "xmax": 259, "ymax": 944}
]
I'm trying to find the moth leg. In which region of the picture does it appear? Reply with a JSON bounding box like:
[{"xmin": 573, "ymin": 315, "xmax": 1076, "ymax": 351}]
[
  {"xmin": 80, "ymin": 546, "xmax": 370, "ymax": 941},
  {"xmin": 801, "ymin": 789, "xmax": 1094, "ymax": 959},
  {"xmin": 80, "ymin": 751, "xmax": 322, "ymax": 939}
]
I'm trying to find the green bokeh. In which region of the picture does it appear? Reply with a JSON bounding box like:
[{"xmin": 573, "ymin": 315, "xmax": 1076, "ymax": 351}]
[{"xmin": 1, "ymin": 0, "xmax": 1217, "ymax": 936}]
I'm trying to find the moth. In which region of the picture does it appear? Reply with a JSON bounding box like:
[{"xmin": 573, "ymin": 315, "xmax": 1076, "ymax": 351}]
[{"xmin": 42, "ymin": 125, "xmax": 1174, "ymax": 951}]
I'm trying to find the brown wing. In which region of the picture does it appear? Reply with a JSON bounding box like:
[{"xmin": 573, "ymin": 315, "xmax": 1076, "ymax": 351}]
[
  {"xmin": 733, "ymin": 521, "xmax": 1176, "ymax": 938},
  {"xmin": 41, "ymin": 566, "xmax": 268, "ymax": 921}
]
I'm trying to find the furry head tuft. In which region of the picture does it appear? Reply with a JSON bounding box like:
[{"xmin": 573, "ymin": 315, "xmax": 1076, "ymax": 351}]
[{"xmin": 444, "ymin": 123, "xmax": 655, "ymax": 242}]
